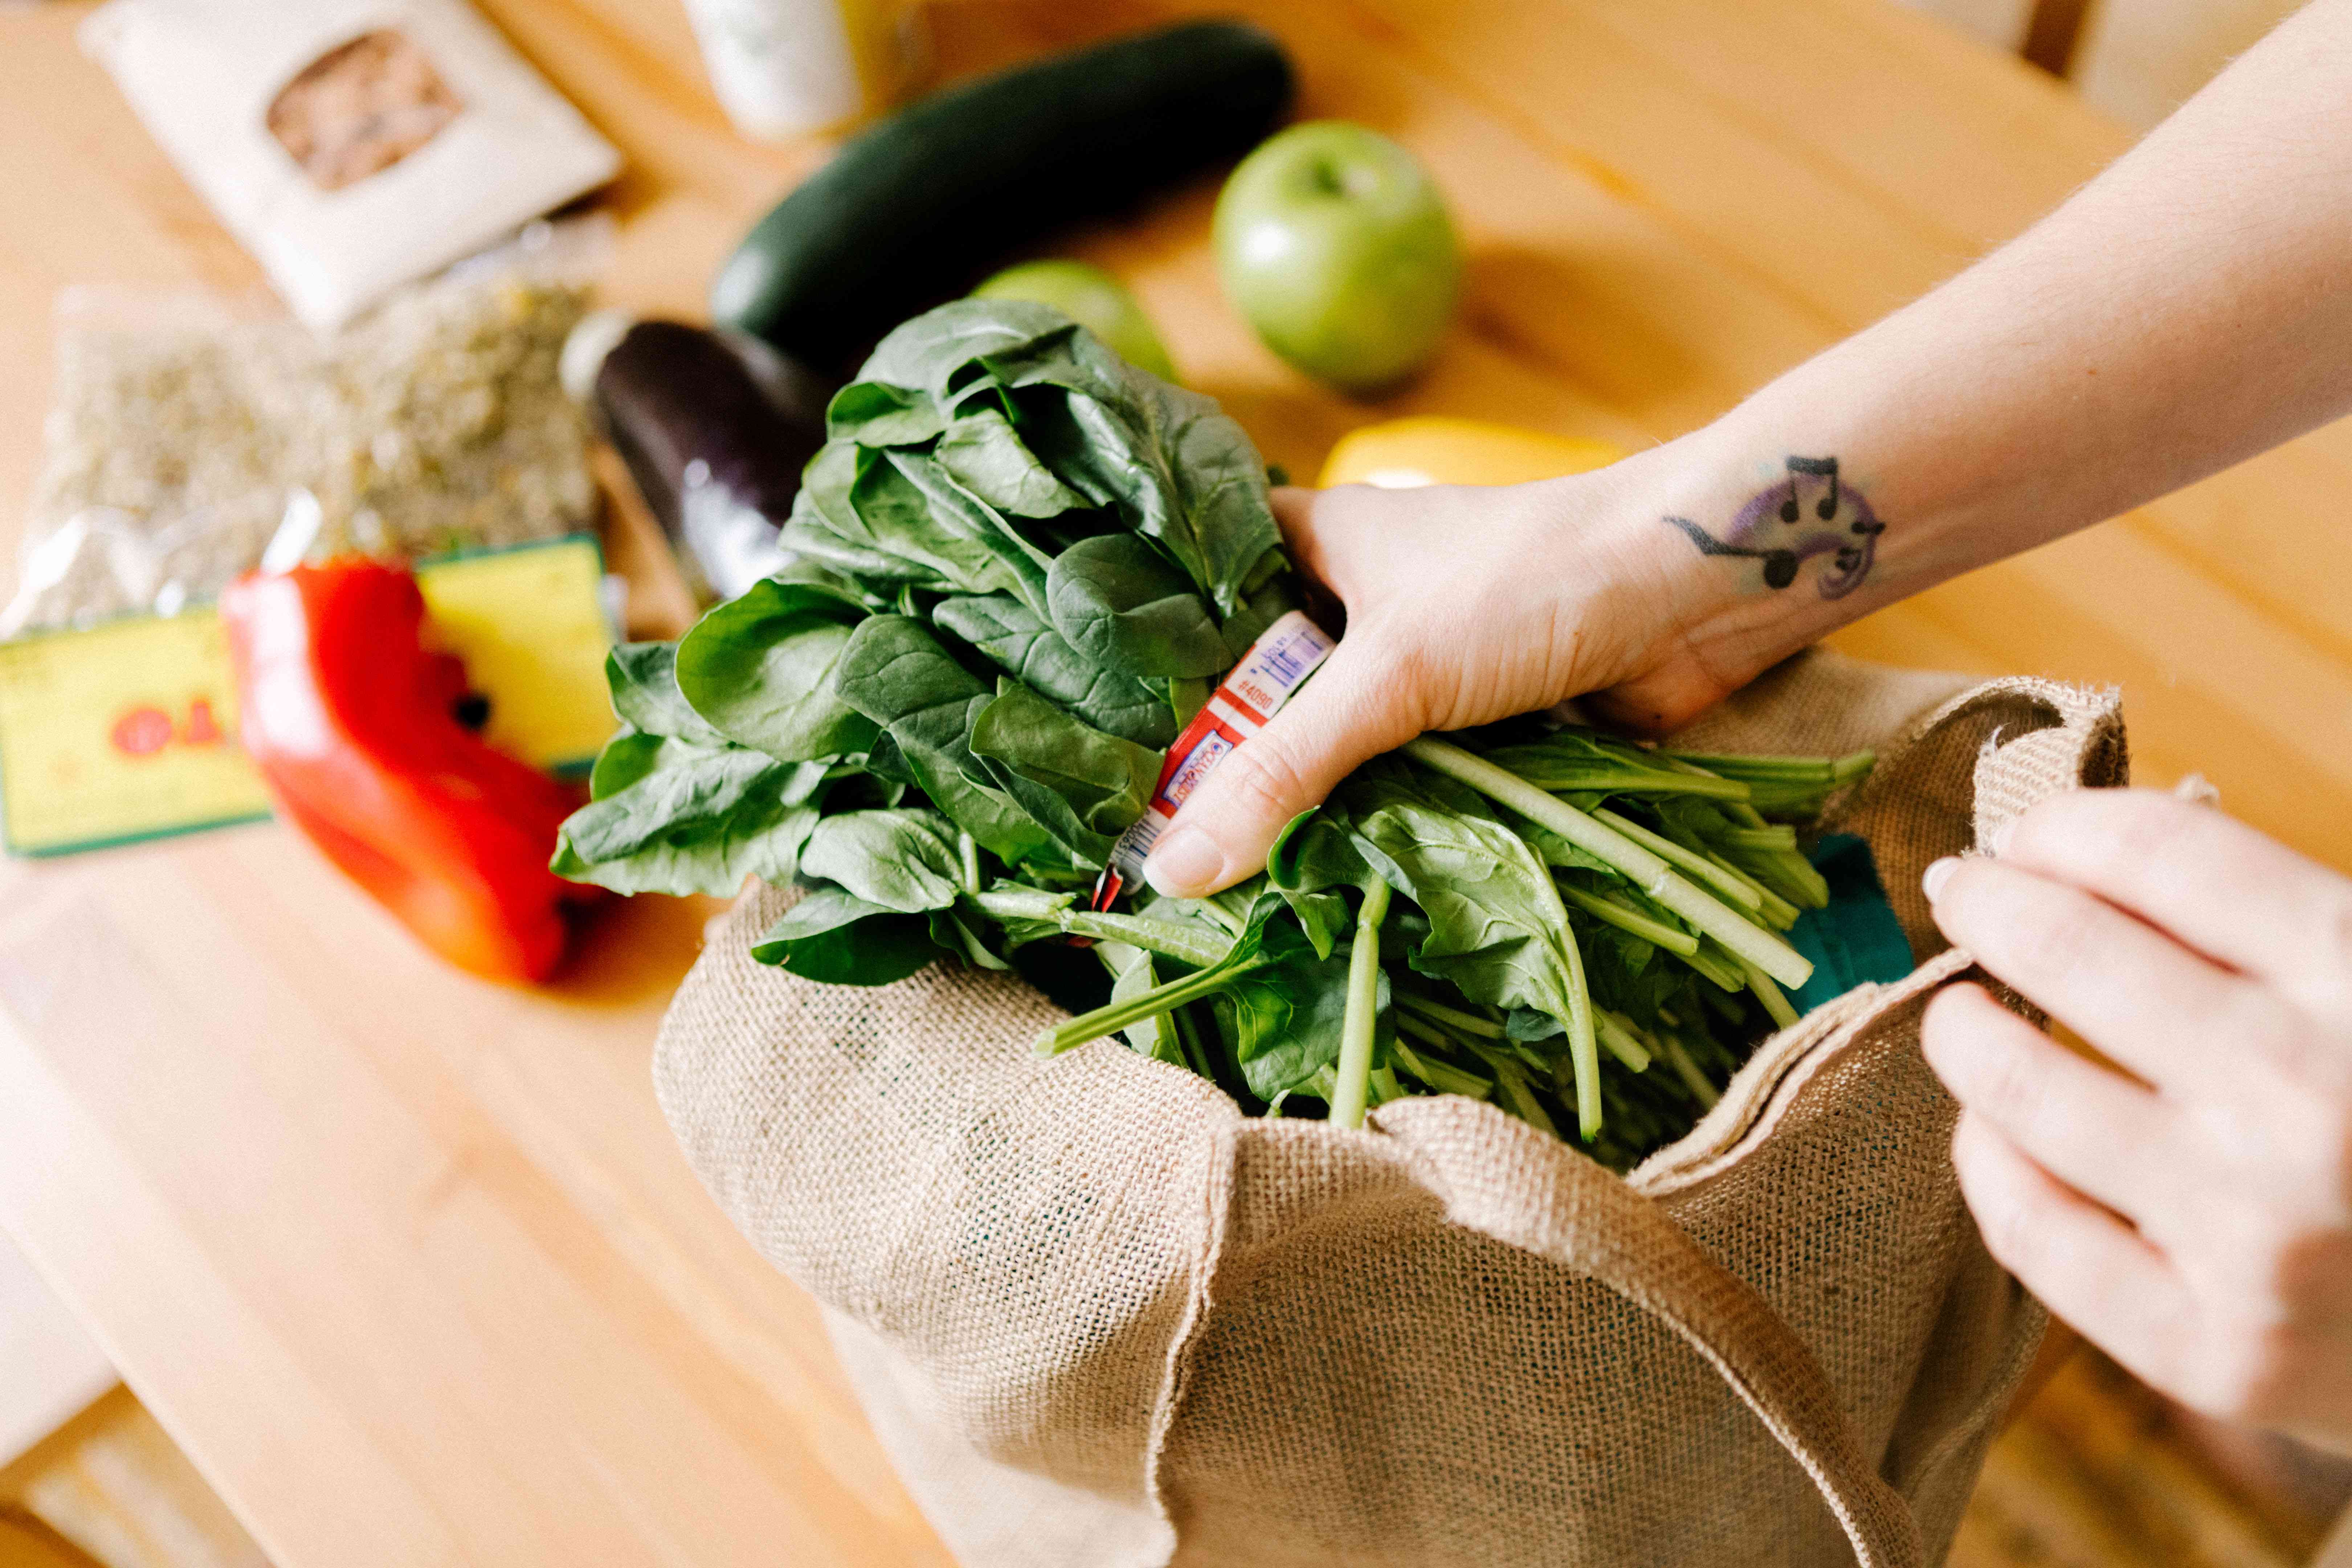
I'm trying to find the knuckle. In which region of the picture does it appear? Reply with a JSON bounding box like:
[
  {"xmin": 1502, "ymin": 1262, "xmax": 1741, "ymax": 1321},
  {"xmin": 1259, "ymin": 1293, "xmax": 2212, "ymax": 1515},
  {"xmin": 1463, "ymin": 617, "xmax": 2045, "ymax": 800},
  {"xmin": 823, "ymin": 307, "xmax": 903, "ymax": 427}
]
[
  {"xmin": 2204, "ymin": 985, "xmax": 2308, "ymax": 1081},
  {"xmin": 1345, "ymin": 630, "xmax": 1423, "ymax": 705},
  {"xmin": 1969, "ymin": 876, "xmax": 2100, "ymax": 987},
  {"xmin": 1212, "ymin": 738, "xmax": 1323, "ymax": 832},
  {"xmin": 1973, "ymin": 1028, "xmax": 2043, "ymax": 1123},
  {"xmin": 2017, "ymin": 788, "xmax": 2185, "ymax": 878},
  {"xmin": 1980, "ymin": 1195, "xmax": 2045, "ymax": 1282},
  {"xmin": 2215, "ymin": 981, "xmax": 2299, "ymax": 1049},
  {"xmin": 2263, "ymin": 1220, "xmax": 2352, "ymax": 1312},
  {"xmin": 2193, "ymin": 1315, "xmax": 2303, "ymax": 1423},
  {"xmin": 1957, "ymin": 1148, "xmax": 2043, "ymax": 1274},
  {"xmin": 2311, "ymin": 894, "xmax": 2352, "ymax": 1008}
]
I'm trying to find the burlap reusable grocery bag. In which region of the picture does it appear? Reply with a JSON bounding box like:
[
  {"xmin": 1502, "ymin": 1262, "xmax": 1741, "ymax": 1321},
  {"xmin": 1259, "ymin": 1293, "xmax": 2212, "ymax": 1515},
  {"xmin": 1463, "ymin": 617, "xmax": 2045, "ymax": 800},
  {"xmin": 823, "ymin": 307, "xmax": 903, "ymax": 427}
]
[{"xmin": 656, "ymin": 649, "xmax": 2127, "ymax": 1568}]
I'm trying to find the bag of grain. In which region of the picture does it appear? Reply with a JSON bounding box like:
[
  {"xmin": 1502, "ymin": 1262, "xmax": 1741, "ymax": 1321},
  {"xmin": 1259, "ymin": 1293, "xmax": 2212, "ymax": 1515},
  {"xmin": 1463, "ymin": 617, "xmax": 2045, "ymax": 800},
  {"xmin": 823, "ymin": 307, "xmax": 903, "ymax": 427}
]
[{"xmin": 81, "ymin": 0, "xmax": 619, "ymax": 329}]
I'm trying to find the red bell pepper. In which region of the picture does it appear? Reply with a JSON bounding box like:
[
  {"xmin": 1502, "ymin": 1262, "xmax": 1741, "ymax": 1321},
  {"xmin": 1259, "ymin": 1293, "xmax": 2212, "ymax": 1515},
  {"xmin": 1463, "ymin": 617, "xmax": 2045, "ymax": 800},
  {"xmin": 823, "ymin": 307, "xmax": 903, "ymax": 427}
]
[{"xmin": 221, "ymin": 558, "xmax": 605, "ymax": 981}]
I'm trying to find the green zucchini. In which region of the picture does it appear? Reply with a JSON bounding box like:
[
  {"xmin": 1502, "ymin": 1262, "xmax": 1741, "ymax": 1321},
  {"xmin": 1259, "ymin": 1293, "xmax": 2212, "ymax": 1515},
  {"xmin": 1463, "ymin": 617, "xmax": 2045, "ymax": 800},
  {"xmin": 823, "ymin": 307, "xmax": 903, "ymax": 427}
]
[{"xmin": 711, "ymin": 20, "xmax": 1293, "ymax": 368}]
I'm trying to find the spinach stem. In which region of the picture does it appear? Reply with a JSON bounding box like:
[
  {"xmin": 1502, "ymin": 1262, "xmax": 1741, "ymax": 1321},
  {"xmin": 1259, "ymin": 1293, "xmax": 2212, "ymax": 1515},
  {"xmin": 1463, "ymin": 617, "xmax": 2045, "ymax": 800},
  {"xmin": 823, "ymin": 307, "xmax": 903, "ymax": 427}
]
[
  {"xmin": 1594, "ymin": 1009, "xmax": 1652, "ymax": 1073},
  {"xmin": 1391, "ymin": 1035, "xmax": 1494, "ymax": 1099},
  {"xmin": 1695, "ymin": 847, "xmax": 1801, "ymax": 928},
  {"xmin": 1678, "ymin": 939, "xmax": 1748, "ymax": 993},
  {"xmin": 1526, "ymin": 854, "xmax": 1602, "ymax": 1142},
  {"xmin": 1592, "ymin": 808, "xmax": 1761, "ymax": 912},
  {"xmin": 1037, "ymin": 955, "xmax": 1261, "ymax": 1056},
  {"xmin": 1466, "ymin": 1043, "xmax": 1559, "ymax": 1138},
  {"xmin": 1172, "ymin": 1002, "xmax": 1215, "ymax": 1081},
  {"xmin": 1395, "ymin": 1011, "xmax": 1458, "ymax": 1054},
  {"xmin": 1660, "ymin": 1030, "xmax": 1722, "ymax": 1108},
  {"xmin": 1053, "ymin": 908, "xmax": 1233, "ymax": 969},
  {"xmin": 957, "ymin": 831, "xmax": 981, "ymax": 897},
  {"xmin": 1557, "ymin": 882, "xmax": 1700, "ymax": 955},
  {"xmin": 1395, "ymin": 991, "xmax": 1504, "ymax": 1038},
  {"xmin": 1741, "ymin": 958, "xmax": 1801, "ymax": 1030},
  {"xmin": 1329, "ymin": 880, "xmax": 1392, "ymax": 1130},
  {"xmin": 1403, "ymin": 738, "xmax": 1813, "ymax": 990}
]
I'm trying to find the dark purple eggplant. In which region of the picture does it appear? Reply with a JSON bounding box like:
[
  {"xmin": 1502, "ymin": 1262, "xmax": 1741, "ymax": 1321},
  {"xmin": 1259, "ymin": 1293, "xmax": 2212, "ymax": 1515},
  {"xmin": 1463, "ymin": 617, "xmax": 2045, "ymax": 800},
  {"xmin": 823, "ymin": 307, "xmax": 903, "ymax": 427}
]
[{"xmin": 569, "ymin": 316, "xmax": 833, "ymax": 601}]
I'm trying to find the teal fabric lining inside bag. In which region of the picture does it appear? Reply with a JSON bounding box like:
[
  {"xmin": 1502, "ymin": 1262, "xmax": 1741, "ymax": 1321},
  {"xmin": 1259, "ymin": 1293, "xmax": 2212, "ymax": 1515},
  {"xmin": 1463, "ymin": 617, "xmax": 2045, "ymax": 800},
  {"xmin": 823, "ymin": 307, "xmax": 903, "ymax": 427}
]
[{"xmin": 1787, "ymin": 833, "xmax": 1916, "ymax": 1014}]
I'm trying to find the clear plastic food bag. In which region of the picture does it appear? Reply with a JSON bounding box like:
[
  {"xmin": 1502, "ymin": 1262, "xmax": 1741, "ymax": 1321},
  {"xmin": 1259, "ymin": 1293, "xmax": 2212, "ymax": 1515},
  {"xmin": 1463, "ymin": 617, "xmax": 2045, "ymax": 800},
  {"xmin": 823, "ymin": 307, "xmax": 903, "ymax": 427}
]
[{"xmin": 4, "ymin": 222, "xmax": 604, "ymax": 636}]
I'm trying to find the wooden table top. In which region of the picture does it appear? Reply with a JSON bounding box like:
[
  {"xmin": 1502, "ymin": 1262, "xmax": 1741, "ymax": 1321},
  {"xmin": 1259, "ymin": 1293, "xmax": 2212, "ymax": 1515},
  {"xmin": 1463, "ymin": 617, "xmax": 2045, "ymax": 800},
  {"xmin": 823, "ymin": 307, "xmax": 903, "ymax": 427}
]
[{"xmin": 3, "ymin": 0, "xmax": 2345, "ymax": 1562}]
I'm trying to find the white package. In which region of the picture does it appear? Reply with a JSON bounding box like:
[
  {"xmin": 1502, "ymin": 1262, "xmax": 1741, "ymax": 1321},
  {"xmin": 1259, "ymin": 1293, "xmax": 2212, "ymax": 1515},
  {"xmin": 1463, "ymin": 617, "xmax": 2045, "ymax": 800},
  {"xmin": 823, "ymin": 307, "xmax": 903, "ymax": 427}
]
[{"xmin": 81, "ymin": 0, "xmax": 621, "ymax": 330}]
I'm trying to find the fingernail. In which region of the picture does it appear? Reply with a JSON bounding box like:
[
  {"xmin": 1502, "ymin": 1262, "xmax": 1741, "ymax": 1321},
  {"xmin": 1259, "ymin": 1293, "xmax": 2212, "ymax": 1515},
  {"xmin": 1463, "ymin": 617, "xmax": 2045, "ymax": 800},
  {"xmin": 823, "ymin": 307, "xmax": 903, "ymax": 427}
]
[
  {"xmin": 1922, "ymin": 856, "xmax": 1961, "ymax": 903},
  {"xmin": 1144, "ymin": 825, "xmax": 1224, "ymax": 898}
]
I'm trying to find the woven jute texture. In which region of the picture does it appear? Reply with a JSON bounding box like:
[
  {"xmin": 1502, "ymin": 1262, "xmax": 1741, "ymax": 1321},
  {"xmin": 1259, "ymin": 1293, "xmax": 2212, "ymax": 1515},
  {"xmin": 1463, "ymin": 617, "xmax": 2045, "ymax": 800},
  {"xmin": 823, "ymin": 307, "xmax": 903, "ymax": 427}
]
[{"xmin": 656, "ymin": 650, "xmax": 2127, "ymax": 1568}]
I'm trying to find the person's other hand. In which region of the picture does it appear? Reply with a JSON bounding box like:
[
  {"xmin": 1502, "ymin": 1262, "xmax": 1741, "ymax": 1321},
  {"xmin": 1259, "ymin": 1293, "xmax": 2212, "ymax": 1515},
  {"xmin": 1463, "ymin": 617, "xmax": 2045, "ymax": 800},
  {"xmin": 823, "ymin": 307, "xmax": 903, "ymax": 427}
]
[
  {"xmin": 1922, "ymin": 789, "xmax": 2352, "ymax": 1452},
  {"xmin": 1143, "ymin": 470, "xmax": 1743, "ymax": 897}
]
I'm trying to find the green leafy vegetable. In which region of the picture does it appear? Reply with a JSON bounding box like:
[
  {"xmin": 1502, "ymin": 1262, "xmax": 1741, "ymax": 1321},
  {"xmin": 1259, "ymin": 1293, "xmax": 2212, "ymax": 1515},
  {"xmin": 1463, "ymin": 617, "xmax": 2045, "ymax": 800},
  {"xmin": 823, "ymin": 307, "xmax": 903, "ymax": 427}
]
[
  {"xmin": 553, "ymin": 742, "xmax": 826, "ymax": 895},
  {"xmin": 1046, "ymin": 532, "xmax": 1231, "ymax": 678},
  {"xmin": 751, "ymin": 888, "xmax": 944, "ymax": 985},
  {"xmin": 675, "ymin": 579, "xmax": 879, "ymax": 761},
  {"xmin": 931, "ymin": 593, "xmax": 1174, "ymax": 747},
  {"xmin": 799, "ymin": 808, "xmax": 965, "ymax": 913},
  {"xmin": 552, "ymin": 295, "xmax": 1891, "ymax": 1167},
  {"xmin": 967, "ymin": 678, "xmax": 1161, "ymax": 842}
]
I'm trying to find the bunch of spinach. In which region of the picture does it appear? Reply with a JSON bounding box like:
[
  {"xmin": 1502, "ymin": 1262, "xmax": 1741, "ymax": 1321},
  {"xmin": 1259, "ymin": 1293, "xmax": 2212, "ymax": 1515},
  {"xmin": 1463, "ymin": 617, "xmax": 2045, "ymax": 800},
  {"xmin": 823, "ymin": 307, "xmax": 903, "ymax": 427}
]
[{"xmin": 554, "ymin": 298, "xmax": 1877, "ymax": 1169}]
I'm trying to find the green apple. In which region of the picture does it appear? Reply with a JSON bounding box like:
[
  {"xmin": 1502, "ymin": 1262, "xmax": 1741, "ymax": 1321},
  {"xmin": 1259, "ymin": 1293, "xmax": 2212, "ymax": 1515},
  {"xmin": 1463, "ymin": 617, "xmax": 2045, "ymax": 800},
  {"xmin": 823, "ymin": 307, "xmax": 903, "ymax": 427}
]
[
  {"xmin": 1214, "ymin": 121, "xmax": 1460, "ymax": 393},
  {"xmin": 972, "ymin": 260, "xmax": 1179, "ymax": 383}
]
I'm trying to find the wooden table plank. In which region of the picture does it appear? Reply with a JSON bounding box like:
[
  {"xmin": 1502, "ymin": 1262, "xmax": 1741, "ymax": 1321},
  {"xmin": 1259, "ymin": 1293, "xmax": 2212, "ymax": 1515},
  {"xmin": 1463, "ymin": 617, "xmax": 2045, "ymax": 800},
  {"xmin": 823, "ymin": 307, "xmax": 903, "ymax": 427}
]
[{"xmin": 5, "ymin": 0, "xmax": 2352, "ymax": 1563}]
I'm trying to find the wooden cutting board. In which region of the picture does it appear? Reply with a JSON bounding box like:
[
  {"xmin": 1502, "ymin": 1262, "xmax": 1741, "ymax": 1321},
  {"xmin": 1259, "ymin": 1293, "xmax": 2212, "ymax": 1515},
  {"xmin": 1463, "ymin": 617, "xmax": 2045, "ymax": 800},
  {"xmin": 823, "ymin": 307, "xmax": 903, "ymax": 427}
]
[{"xmin": 5, "ymin": 1, "xmax": 2352, "ymax": 1563}]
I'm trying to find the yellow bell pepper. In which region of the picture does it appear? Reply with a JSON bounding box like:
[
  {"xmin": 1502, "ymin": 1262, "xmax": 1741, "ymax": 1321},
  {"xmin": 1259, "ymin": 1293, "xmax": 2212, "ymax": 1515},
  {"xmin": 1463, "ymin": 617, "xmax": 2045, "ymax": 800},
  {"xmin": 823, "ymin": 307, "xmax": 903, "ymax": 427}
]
[{"xmin": 1317, "ymin": 416, "xmax": 1625, "ymax": 489}]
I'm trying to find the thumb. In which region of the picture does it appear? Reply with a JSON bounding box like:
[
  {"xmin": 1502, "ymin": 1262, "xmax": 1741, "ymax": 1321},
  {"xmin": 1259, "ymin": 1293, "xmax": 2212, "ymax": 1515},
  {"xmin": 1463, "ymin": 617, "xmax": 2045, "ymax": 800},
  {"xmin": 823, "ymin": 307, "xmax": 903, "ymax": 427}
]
[{"xmin": 1142, "ymin": 639, "xmax": 1417, "ymax": 898}]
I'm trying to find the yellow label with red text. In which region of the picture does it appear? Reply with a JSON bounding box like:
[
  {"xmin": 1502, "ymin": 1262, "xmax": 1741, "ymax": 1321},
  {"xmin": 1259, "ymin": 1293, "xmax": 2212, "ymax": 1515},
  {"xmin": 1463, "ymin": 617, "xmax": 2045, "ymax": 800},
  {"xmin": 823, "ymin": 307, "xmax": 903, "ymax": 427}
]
[{"xmin": 0, "ymin": 535, "xmax": 616, "ymax": 857}]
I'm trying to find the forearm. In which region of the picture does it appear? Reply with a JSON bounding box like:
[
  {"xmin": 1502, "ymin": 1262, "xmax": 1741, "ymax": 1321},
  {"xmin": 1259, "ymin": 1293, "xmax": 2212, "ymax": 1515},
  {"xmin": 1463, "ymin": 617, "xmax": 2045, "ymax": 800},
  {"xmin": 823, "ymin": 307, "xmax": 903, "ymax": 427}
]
[{"xmin": 1603, "ymin": 0, "xmax": 2352, "ymax": 689}]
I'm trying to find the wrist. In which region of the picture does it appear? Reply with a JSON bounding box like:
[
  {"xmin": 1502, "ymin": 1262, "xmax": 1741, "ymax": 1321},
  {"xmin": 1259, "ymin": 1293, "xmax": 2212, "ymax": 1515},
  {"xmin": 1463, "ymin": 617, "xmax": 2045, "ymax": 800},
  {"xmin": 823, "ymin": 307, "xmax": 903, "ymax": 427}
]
[{"xmin": 1584, "ymin": 424, "xmax": 1885, "ymax": 694}]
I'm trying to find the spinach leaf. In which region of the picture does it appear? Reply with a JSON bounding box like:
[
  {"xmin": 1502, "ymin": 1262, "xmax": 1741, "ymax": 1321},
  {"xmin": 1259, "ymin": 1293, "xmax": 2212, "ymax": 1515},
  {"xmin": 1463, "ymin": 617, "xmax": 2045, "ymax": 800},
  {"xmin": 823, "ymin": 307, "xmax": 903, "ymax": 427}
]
[
  {"xmin": 751, "ymin": 887, "xmax": 944, "ymax": 984},
  {"xmin": 883, "ymin": 450, "xmax": 1055, "ymax": 615},
  {"xmin": 1046, "ymin": 533, "xmax": 1229, "ymax": 679},
  {"xmin": 858, "ymin": 298, "xmax": 1071, "ymax": 403},
  {"xmin": 832, "ymin": 616, "xmax": 1056, "ymax": 866},
  {"xmin": 1334, "ymin": 762, "xmax": 1588, "ymax": 1034},
  {"xmin": 1104, "ymin": 946, "xmax": 1187, "ymax": 1064},
  {"xmin": 825, "ymin": 380, "xmax": 946, "ymax": 447},
  {"xmin": 1224, "ymin": 920, "xmax": 1381, "ymax": 1102},
  {"xmin": 1217, "ymin": 569, "xmax": 1299, "ymax": 666},
  {"xmin": 933, "ymin": 406, "xmax": 1087, "ymax": 519},
  {"xmin": 968, "ymin": 677, "xmax": 1161, "ymax": 852},
  {"xmin": 788, "ymin": 442, "xmax": 1036, "ymax": 604},
  {"xmin": 856, "ymin": 298, "xmax": 1285, "ymax": 617},
  {"xmin": 587, "ymin": 726, "xmax": 663, "ymax": 800},
  {"xmin": 1268, "ymin": 808, "xmax": 1381, "ymax": 959},
  {"xmin": 930, "ymin": 906, "xmax": 1010, "ymax": 971},
  {"xmin": 673, "ymin": 579, "xmax": 878, "ymax": 762},
  {"xmin": 799, "ymin": 808, "xmax": 966, "ymax": 913},
  {"xmin": 606, "ymin": 642, "xmax": 726, "ymax": 748},
  {"xmin": 1505, "ymin": 812, "xmax": 1621, "ymax": 877},
  {"xmin": 1269, "ymin": 809, "xmax": 1380, "ymax": 895},
  {"xmin": 780, "ymin": 445, "xmax": 950, "ymax": 588},
  {"xmin": 553, "ymin": 743, "xmax": 828, "ymax": 896},
  {"xmin": 975, "ymin": 321, "xmax": 1283, "ymax": 617},
  {"xmin": 931, "ymin": 593, "xmax": 1174, "ymax": 747}
]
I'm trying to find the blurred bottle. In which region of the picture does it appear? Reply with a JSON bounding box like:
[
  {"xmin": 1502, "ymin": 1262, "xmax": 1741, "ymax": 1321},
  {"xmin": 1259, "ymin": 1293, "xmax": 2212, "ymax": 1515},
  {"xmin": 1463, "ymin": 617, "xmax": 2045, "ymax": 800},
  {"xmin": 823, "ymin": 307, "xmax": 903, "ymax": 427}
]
[{"xmin": 683, "ymin": 0, "xmax": 927, "ymax": 140}]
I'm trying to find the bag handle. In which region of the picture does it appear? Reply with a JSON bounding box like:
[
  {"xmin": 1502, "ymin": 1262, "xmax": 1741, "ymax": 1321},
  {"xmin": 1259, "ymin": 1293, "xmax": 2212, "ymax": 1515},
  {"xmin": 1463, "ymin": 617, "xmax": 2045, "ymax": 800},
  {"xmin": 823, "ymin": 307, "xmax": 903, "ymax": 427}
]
[{"xmin": 1383, "ymin": 1101, "xmax": 1925, "ymax": 1568}]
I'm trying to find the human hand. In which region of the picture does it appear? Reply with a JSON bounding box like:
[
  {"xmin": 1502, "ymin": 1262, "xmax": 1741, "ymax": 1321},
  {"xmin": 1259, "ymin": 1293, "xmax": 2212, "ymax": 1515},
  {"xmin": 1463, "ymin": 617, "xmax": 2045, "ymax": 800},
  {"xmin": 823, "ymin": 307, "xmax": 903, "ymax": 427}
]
[
  {"xmin": 1142, "ymin": 465, "xmax": 1752, "ymax": 897},
  {"xmin": 1922, "ymin": 789, "xmax": 2352, "ymax": 1451}
]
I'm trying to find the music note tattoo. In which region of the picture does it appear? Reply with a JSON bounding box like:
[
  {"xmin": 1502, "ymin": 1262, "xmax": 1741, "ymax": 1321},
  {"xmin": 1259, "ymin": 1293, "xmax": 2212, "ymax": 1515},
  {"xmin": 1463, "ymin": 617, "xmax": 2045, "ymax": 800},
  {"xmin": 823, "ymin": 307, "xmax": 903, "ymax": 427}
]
[{"xmin": 1664, "ymin": 456, "xmax": 1884, "ymax": 599}]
